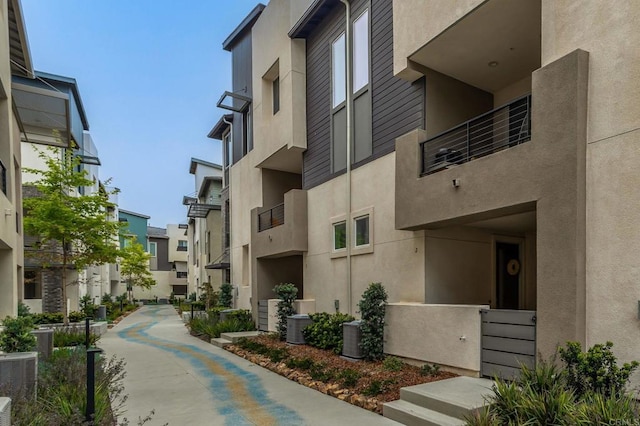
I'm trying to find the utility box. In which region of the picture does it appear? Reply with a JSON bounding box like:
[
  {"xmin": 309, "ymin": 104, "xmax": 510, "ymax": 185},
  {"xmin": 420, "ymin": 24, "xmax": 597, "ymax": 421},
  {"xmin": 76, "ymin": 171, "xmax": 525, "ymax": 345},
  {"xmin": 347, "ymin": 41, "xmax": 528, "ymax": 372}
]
[
  {"xmin": 286, "ymin": 314, "xmax": 312, "ymax": 344},
  {"xmin": 342, "ymin": 320, "xmax": 363, "ymax": 359}
]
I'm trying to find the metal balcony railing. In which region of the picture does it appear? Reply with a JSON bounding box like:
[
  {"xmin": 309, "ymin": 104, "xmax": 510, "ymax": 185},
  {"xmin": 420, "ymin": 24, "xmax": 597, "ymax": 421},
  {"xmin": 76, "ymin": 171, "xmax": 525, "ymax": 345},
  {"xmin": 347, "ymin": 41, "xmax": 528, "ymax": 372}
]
[
  {"xmin": 420, "ymin": 95, "xmax": 531, "ymax": 176},
  {"xmin": 258, "ymin": 202, "xmax": 284, "ymax": 232}
]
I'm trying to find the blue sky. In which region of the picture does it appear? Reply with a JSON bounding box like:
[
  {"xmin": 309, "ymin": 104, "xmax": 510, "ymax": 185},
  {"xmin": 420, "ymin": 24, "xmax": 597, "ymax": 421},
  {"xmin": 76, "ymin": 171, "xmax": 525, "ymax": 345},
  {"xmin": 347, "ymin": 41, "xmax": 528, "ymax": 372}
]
[{"xmin": 21, "ymin": 0, "xmax": 260, "ymax": 227}]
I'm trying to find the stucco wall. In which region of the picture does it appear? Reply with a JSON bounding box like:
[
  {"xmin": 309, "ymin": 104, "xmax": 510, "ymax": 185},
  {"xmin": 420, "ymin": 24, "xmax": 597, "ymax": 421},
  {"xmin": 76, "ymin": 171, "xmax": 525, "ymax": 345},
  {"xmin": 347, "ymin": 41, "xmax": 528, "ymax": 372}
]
[
  {"xmin": 251, "ymin": 0, "xmax": 306, "ymax": 170},
  {"xmin": 230, "ymin": 152, "xmax": 262, "ymax": 309},
  {"xmin": 392, "ymin": 0, "xmax": 484, "ymax": 79},
  {"xmin": 540, "ymin": 1, "xmax": 640, "ymax": 365},
  {"xmin": 305, "ymin": 153, "xmax": 424, "ymax": 315},
  {"xmin": 385, "ymin": 303, "xmax": 488, "ymax": 373}
]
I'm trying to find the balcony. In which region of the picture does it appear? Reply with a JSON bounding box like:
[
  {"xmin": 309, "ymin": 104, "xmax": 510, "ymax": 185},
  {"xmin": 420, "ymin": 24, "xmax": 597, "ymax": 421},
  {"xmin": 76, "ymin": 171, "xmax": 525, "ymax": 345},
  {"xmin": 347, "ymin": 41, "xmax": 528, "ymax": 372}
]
[
  {"xmin": 421, "ymin": 95, "xmax": 531, "ymax": 175},
  {"xmin": 251, "ymin": 189, "xmax": 307, "ymax": 259}
]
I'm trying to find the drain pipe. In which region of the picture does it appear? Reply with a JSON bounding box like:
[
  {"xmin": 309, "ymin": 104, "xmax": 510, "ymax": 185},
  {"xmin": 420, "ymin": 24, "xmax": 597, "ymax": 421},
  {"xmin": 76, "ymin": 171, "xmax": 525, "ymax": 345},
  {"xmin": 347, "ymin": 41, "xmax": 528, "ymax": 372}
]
[
  {"xmin": 340, "ymin": 0, "xmax": 353, "ymax": 315},
  {"xmin": 222, "ymin": 116, "xmax": 233, "ymax": 304}
]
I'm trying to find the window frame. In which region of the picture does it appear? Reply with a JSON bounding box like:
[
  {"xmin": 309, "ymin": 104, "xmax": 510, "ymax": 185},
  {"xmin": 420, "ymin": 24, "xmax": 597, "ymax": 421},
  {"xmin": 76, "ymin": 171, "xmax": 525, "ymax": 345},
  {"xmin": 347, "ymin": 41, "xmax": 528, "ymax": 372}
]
[
  {"xmin": 354, "ymin": 214, "xmax": 370, "ymax": 248},
  {"xmin": 148, "ymin": 241, "xmax": 157, "ymax": 257},
  {"xmin": 332, "ymin": 220, "xmax": 347, "ymax": 252},
  {"xmin": 272, "ymin": 76, "xmax": 280, "ymax": 115}
]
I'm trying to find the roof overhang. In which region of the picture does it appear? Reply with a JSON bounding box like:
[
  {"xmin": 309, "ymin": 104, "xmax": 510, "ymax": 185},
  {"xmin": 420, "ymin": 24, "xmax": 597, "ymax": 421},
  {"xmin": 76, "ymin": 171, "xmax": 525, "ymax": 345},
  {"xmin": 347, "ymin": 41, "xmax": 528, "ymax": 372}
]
[
  {"xmin": 8, "ymin": 0, "xmax": 34, "ymax": 78},
  {"xmin": 182, "ymin": 196, "xmax": 197, "ymax": 206},
  {"xmin": 222, "ymin": 4, "xmax": 266, "ymax": 51},
  {"xmin": 12, "ymin": 82, "xmax": 72, "ymax": 147},
  {"xmin": 198, "ymin": 176, "xmax": 223, "ymax": 199},
  {"xmin": 289, "ymin": 0, "xmax": 340, "ymax": 39},
  {"xmin": 216, "ymin": 91, "xmax": 251, "ymax": 113},
  {"xmin": 207, "ymin": 114, "xmax": 233, "ymax": 140},
  {"xmin": 78, "ymin": 154, "xmax": 101, "ymax": 165},
  {"xmin": 187, "ymin": 203, "xmax": 221, "ymax": 218},
  {"xmin": 206, "ymin": 250, "xmax": 230, "ymax": 270}
]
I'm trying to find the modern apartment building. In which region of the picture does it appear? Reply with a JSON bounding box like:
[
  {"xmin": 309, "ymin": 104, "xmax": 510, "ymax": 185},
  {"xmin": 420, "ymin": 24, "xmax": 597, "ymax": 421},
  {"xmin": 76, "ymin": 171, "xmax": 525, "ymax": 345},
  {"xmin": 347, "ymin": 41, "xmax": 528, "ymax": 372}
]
[
  {"xmin": 185, "ymin": 158, "xmax": 224, "ymax": 299},
  {"xmin": 0, "ymin": 0, "xmax": 31, "ymax": 318},
  {"xmin": 213, "ymin": 0, "xmax": 639, "ymax": 378},
  {"xmin": 129, "ymin": 224, "xmax": 189, "ymax": 301}
]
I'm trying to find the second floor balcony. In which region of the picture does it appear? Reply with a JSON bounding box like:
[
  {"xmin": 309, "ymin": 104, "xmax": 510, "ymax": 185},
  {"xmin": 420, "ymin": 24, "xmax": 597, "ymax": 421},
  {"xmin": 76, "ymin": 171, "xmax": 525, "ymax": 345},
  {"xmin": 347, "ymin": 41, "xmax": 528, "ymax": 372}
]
[{"xmin": 251, "ymin": 189, "xmax": 307, "ymax": 259}]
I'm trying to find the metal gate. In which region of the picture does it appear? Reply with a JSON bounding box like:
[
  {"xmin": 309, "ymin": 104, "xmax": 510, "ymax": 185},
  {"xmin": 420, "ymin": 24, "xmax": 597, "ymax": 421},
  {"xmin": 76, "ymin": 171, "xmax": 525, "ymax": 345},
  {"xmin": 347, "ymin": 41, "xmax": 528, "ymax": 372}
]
[
  {"xmin": 258, "ymin": 300, "xmax": 269, "ymax": 331},
  {"xmin": 480, "ymin": 309, "xmax": 536, "ymax": 379}
]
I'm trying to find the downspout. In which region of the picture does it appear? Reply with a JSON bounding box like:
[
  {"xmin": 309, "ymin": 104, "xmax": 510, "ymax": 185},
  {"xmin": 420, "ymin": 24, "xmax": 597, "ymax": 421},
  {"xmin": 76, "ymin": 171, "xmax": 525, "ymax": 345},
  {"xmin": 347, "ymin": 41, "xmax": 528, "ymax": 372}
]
[
  {"xmin": 340, "ymin": 0, "xmax": 353, "ymax": 315},
  {"xmin": 222, "ymin": 116, "xmax": 233, "ymax": 303}
]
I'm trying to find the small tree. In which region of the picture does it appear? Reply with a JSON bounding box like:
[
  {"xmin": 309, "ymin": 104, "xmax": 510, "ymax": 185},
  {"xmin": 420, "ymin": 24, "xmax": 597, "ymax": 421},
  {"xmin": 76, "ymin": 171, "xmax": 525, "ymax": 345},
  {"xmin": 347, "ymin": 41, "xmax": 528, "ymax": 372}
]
[
  {"xmin": 358, "ymin": 282, "xmax": 388, "ymax": 361},
  {"xmin": 273, "ymin": 283, "xmax": 298, "ymax": 340},
  {"xmin": 23, "ymin": 147, "xmax": 121, "ymax": 324},
  {"xmin": 218, "ymin": 283, "xmax": 233, "ymax": 308},
  {"xmin": 119, "ymin": 239, "xmax": 155, "ymax": 301}
]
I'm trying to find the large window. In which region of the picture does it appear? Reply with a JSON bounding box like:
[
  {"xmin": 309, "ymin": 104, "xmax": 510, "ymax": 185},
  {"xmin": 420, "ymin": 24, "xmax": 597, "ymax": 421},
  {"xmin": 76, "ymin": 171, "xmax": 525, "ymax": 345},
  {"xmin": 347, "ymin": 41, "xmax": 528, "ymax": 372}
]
[
  {"xmin": 331, "ymin": 10, "xmax": 371, "ymax": 173},
  {"xmin": 353, "ymin": 10, "xmax": 369, "ymax": 93},
  {"xmin": 148, "ymin": 242, "xmax": 157, "ymax": 257},
  {"xmin": 177, "ymin": 240, "xmax": 187, "ymax": 251},
  {"xmin": 332, "ymin": 33, "xmax": 346, "ymax": 108}
]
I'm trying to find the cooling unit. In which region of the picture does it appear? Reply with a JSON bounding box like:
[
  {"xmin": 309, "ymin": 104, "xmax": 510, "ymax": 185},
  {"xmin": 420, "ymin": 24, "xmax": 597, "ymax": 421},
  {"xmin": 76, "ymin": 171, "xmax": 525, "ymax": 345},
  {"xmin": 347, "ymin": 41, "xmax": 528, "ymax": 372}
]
[
  {"xmin": 342, "ymin": 320, "xmax": 363, "ymax": 359},
  {"xmin": 0, "ymin": 352, "xmax": 38, "ymax": 398},
  {"xmin": 0, "ymin": 397, "xmax": 10, "ymax": 426},
  {"xmin": 286, "ymin": 314, "xmax": 312, "ymax": 344}
]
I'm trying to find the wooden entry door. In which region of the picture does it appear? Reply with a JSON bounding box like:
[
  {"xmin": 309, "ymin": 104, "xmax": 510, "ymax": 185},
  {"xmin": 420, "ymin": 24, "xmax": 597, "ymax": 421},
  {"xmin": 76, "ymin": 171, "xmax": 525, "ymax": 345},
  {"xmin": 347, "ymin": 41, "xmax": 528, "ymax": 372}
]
[{"xmin": 495, "ymin": 242, "xmax": 521, "ymax": 310}]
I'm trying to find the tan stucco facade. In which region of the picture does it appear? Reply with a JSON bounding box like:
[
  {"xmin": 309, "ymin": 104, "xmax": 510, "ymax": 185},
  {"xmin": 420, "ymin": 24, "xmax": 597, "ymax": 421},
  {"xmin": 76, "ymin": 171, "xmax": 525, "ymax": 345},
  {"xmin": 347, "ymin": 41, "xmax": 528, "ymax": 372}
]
[{"xmin": 0, "ymin": 0, "xmax": 25, "ymax": 318}]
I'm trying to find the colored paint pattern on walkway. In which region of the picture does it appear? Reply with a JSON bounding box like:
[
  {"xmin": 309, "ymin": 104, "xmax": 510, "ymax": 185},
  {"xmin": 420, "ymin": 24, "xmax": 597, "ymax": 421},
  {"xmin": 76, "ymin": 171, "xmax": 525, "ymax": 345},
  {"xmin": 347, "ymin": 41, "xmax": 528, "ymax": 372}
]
[{"xmin": 118, "ymin": 308, "xmax": 303, "ymax": 426}]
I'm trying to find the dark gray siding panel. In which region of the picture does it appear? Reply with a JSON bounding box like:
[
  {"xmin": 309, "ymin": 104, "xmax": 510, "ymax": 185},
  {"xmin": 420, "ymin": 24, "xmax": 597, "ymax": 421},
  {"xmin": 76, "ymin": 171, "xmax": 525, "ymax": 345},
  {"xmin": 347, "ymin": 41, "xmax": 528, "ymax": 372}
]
[
  {"xmin": 370, "ymin": 0, "xmax": 424, "ymax": 158},
  {"xmin": 303, "ymin": 0, "xmax": 424, "ymax": 190},
  {"xmin": 231, "ymin": 32, "xmax": 253, "ymax": 164},
  {"xmin": 154, "ymin": 238, "xmax": 172, "ymax": 271}
]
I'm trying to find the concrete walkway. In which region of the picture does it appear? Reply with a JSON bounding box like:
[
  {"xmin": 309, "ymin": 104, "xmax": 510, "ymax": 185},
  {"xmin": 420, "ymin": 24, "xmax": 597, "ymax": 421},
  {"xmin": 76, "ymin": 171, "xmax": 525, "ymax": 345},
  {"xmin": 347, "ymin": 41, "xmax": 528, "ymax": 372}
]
[{"xmin": 100, "ymin": 305, "xmax": 400, "ymax": 426}]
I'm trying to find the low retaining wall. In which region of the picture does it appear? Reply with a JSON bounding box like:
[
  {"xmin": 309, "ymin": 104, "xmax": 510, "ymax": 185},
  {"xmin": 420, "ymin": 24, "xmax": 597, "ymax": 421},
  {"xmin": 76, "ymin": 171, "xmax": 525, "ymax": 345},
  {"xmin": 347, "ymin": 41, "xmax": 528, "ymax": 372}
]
[
  {"xmin": 385, "ymin": 303, "xmax": 488, "ymax": 374},
  {"xmin": 37, "ymin": 321, "xmax": 109, "ymax": 337}
]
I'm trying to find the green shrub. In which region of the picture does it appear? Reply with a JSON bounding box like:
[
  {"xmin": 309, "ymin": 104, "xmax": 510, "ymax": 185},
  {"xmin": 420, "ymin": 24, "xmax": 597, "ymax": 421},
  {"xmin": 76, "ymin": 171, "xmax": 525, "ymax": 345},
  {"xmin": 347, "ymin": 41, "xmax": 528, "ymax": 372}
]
[
  {"xmin": 189, "ymin": 317, "xmax": 255, "ymax": 340},
  {"xmin": 273, "ymin": 283, "xmax": 298, "ymax": 340},
  {"xmin": 308, "ymin": 363, "xmax": 335, "ymax": 382},
  {"xmin": 188, "ymin": 292, "xmax": 197, "ymax": 301},
  {"xmin": 225, "ymin": 309, "xmax": 253, "ymax": 324},
  {"xmin": 53, "ymin": 330, "xmax": 99, "ymax": 348},
  {"xmin": 559, "ymin": 341, "xmax": 639, "ymax": 399},
  {"xmin": 382, "ymin": 356, "xmax": 404, "ymax": 372},
  {"xmin": 0, "ymin": 316, "xmax": 36, "ymax": 353},
  {"xmin": 79, "ymin": 295, "xmax": 98, "ymax": 319},
  {"xmin": 68, "ymin": 311, "xmax": 86, "ymax": 323},
  {"xmin": 218, "ymin": 283, "xmax": 233, "ymax": 308},
  {"xmin": 267, "ymin": 347, "xmax": 289, "ymax": 363},
  {"xmin": 363, "ymin": 379, "xmax": 395, "ymax": 397},
  {"xmin": 576, "ymin": 391, "xmax": 639, "ymax": 424},
  {"xmin": 286, "ymin": 357, "xmax": 315, "ymax": 370},
  {"xmin": 236, "ymin": 337, "xmax": 269, "ymax": 355},
  {"xmin": 338, "ymin": 369, "xmax": 361, "ymax": 388},
  {"xmin": 100, "ymin": 293, "xmax": 113, "ymax": 305},
  {"xmin": 31, "ymin": 312, "xmax": 64, "ymax": 325},
  {"xmin": 17, "ymin": 302, "xmax": 31, "ymax": 317},
  {"xmin": 358, "ymin": 282, "xmax": 387, "ymax": 361},
  {"xmin": 420, "ymin": 363, "xmax": 440, "ymax": 376},
  {"xmin": 301, "ymin": 312, "xmax": 354, "ymax": 354}
]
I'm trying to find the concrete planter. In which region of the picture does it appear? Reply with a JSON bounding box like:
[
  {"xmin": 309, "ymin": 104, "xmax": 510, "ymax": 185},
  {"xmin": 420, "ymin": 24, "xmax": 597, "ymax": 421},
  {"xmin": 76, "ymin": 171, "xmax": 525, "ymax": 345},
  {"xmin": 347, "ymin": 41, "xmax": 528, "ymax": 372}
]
[{"xmin": 0, "ymin": 352, "xmax": 38, "ymax": 398}]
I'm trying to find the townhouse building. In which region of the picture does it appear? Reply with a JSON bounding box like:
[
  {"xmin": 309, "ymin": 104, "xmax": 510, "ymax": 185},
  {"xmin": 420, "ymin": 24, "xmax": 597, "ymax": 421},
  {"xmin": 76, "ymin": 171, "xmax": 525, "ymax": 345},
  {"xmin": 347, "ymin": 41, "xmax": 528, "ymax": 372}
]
[
  {"xmin": 184, "ymin": 158, "xmax": 224, "ymax": 299},
  {"xmin": 0, "ymin": 0, "xmax": 31, "ymax": 318},
  {"xmin": 213, "ymin": 0, "xmax": 639, "ymax": 378}
]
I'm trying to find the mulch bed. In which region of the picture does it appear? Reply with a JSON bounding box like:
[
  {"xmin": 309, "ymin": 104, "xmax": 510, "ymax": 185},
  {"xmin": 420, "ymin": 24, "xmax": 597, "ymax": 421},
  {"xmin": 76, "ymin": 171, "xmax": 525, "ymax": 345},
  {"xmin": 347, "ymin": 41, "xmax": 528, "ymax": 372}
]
[{"xmin": 225, "ymin": 334, "xmax": 456, "ymax": 414}]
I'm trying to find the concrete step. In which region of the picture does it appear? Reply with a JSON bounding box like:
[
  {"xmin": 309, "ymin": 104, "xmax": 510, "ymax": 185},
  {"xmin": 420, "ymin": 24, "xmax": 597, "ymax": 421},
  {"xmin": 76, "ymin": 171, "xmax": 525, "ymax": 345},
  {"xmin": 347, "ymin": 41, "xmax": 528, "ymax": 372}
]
[
  {"xmin": 219, "ymin": 331, "xmax": 261, "ymax": 343},
  {"xmin": 400, "ymin": 377, "xmax": 494, "ymax": 420},
  {"xmin": 383, "ymin": 400, "xmax": 465, "ymax": 426},
  {"xmin": 210, "ymin": 338, "xmax": 232, "ymax": 348}
]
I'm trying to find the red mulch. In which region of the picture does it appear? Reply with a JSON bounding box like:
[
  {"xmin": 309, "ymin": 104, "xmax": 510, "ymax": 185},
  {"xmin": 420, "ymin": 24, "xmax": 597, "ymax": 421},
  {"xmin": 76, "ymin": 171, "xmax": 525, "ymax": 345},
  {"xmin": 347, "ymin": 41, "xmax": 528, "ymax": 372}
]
[{"xmin": 225, "ymin": 334, "xmax": 456, "ymax": 413}]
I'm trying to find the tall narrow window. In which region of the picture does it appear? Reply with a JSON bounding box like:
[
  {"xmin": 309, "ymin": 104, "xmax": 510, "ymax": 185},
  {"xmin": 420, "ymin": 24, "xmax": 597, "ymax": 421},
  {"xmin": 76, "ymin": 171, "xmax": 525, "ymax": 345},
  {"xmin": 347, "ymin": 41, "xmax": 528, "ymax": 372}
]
[
  {"xmin": 353, "ymin": 10, "xmax": 369, "ymax": 93},
  {"xmin": 333, "ymin": 221, "xmax": 347, "ymax": 251},
  {"xmin": 354, "ymin": 215, "xmax": 369, "ymax": 247},
  {"xmin": 272, "ymin": 77, "xmax": 280, "ymax": 114},
  {"xmin": 149, "ymin": 242, "xmax": 157, "ymax": 257},
  {"xmin": 332, "ymin": 33, "xmax": 346, "ymax": 108},
  {"xmin": 223, "ymin": 131, "xmax": 231, "ymax": 186}
]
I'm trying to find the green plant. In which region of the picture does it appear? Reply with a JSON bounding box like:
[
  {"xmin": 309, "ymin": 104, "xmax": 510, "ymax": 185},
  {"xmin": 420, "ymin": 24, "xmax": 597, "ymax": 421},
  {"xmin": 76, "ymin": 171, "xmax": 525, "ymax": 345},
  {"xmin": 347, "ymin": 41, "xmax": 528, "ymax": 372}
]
[
  {"xmin": 68, "ymin": 311, "xmax": 86, "ymax": 323},
  {"xmin": 225, "ymin": 309, "xmax": 253, "ymax": 324},
  {"xmin": 31, "ymin": 312, "xmax": 64, "ymax": 325},
  {"xmin": 363, "ymin": 379, "xmax": 395, "ymax": 397},
  {"xmin": 53, "ymin": 330, "xmax": 99, "ymax": 348},
  {"xmin": 301, "ymin": 312, "xmax": 355, "ymax": 353},
  {"xmin": 120, "ymin": 238, "xmax": 156, "ymax": 301},
  {"xmin": 559, "ymin": 341, "xmax": 639, "ymax": 399},
  {"xmin": 0, "ymin": 316, "xmax": 36, "ymax": 353},
  {"xmin": 273, "ymin": 283, "xmax": 298, "ymax": 340},
  {"xmin": 420, "ymin": 363, "xmax": 440, "ymax": 376},
  {"xmin": 308, "ymin": 363, "xmax": 335, "ymax": 382},
  {"xmin": 357, "ymin": 282, "xmax": 387, "ymax": 361},
  {"xmin": 188, "ymin": 292, "xmax": 197, "ymax": 301},
  {"xmin": 100, "ymin": 293, "xmax": 113, "ymax": 305},
  {"xmin": 338, "ymin": 369, "xmax": 361, "ymax": 388},
  {"xmin": 17, "ymin": 302, "xmax": 31, "ymax": 317},
  {"xmin": 286, "ymin": 357, "xmax": 315, "ymax": 370},
  {"xmin": 218, "ymin": 282, "xmax": 233, "ymax": 308},
  {"xmin": 382, "ymin": 356, "xmax": 404, "ymax": 372},
  {"xmin": 79, "ymin": 295, "xmax": 98, "ymax": 319},
  {"xmin": 575, "ymin": 391, "xmax": 639, "ymax": 424},
  {"xmin": 267, "ymin": 347, "xmax": 289, "ymax": 363}
]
